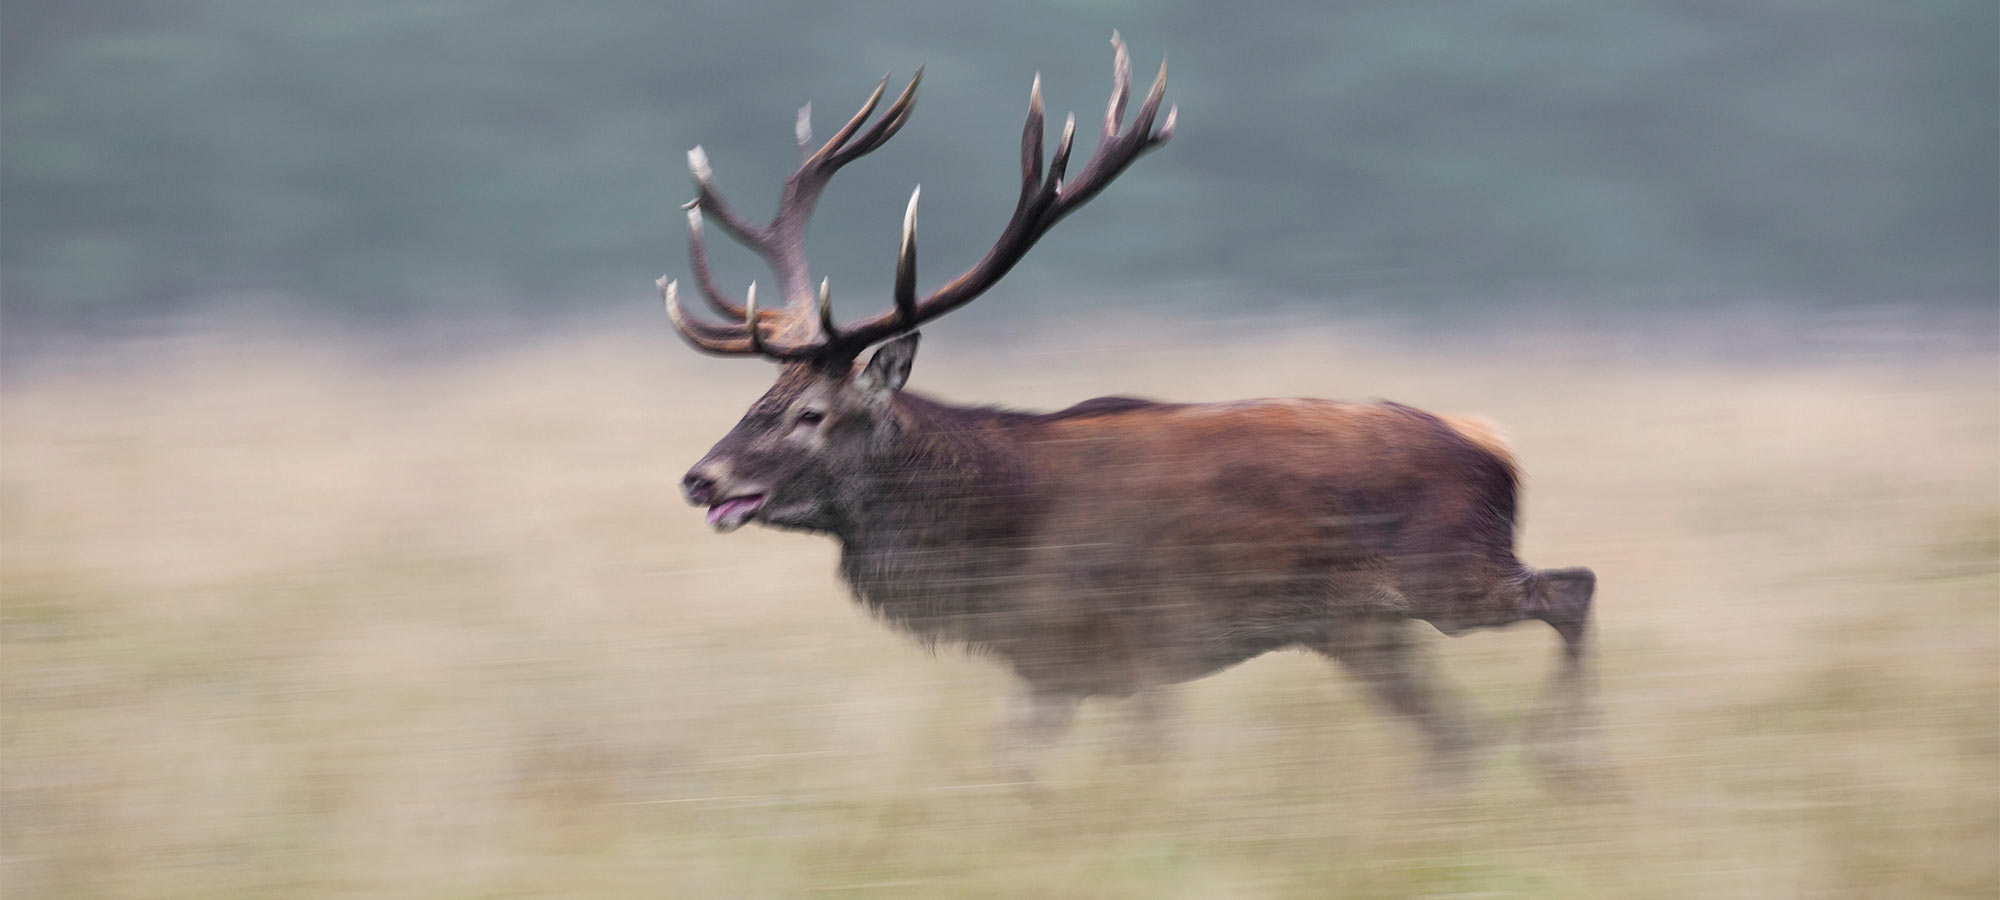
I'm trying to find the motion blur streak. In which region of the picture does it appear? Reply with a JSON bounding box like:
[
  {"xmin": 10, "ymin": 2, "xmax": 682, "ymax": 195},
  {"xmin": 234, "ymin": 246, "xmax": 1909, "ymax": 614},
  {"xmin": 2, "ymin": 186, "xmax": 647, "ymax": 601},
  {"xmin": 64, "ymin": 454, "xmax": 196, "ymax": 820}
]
[{"xmin": 3, "ymin": 323, "xmax": 1993, "ymax": 898}]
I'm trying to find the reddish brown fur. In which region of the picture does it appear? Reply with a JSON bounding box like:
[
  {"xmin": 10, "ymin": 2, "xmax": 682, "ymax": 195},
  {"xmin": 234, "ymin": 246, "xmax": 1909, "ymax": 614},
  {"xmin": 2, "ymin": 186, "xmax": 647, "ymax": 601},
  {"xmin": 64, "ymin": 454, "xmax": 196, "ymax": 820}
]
[
  {"xmin": 682, "ymin": 351, "xmax": 1596, "ymax": 779},
  {"xmin": 862, "ymin": 395, "xmax": 1531, "ymax": 687}
]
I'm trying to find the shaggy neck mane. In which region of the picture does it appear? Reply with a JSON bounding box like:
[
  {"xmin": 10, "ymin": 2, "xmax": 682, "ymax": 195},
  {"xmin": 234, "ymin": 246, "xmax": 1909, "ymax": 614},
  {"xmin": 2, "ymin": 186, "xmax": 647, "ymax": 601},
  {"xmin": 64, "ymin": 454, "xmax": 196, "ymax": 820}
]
[
  {"xmin": 842, "ymin": 390, "xmax": 1041, "ymax": 538},
  {"xmin": 831, "ymin": 389, "xmax": 1170, "ymax": 648},
  {"xmin": 830, "ymin": 390, "xmax": 1049, "ymax": 646},
  {"xmin": 887, "ymin": 391, "xmax": 1036, "ymax": 465},
  {"xmin": 857, "ymin": 390, "xmax": 1168, "ymax": 513}
]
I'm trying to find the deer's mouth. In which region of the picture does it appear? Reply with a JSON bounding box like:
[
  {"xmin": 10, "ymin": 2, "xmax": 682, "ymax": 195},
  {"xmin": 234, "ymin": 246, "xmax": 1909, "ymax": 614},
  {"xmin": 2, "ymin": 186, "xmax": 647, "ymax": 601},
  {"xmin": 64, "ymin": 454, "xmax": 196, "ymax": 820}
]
[{"xmin": 706, "ymin": 494, "xmax": 766, "ymax": 532}]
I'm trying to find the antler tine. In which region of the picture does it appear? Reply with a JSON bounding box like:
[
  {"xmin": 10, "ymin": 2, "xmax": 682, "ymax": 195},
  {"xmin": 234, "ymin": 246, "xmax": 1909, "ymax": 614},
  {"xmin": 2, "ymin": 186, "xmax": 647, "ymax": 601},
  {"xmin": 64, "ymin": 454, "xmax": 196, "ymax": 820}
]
[
  {"xmin": 1130, "ymin": 56, "xmax": 1168, "ymax": 141},
  {"xmin": 818, "ymin": 277, "xmax": 838, "ymax": 339},
  {"xmin": 808, "ymin": 75, "xmax": 889, "ymax": 167},
  {"xmin": 1019, "ymin": 75, "xmax": 1046, "ymax": 209},
  {"xmin": 1105, "ymin": 30, "xmax": 1132, "ymax": 138},
  {"xmin": 827, "ymin": 69, "xmax": 922, "ymax": 169},
  {"xmin": 795, "ymin": 103, "xmax": 814, "ymax": 165},
  {"xmin": 685, "ymin": 207, "xmax": 747, "ymax": 319},
  {"xmin": 1044, "ymin": 42, "xmax": 1168, "ymax": 223},
  {"xmin": 665, "ymin": 273, "xmax": 832, "ymax": 360},
  {"xmin": 895, "ymin": 186, "xmax": 921, "ymax": 325},
  {"xmin": 825, "ymin": 35, "xmax": 1169, "ymax": 354},
  {"xmin": 1043, "ymin": 114, "xmax": 1077, "ymax": 205},
  {"xmin": 686, "ymin": 147, "xmax": 769, "ymax": 250},
  {"xmin": 742, "ymin": 282, "xmax": 764, "ymax": 355},
  {"xmin": 1153, "ymin": 104, "xmax": 1178, "ymax": 146},
  {"xmin": 662, "ymin": 277, "xmax": 755, "ymax": 355}
]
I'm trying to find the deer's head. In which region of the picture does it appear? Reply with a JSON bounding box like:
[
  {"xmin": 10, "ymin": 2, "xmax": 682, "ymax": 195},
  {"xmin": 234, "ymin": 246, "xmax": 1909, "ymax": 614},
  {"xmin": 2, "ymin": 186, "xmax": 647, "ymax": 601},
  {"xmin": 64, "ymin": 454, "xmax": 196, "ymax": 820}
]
[
  {"xmin": 679, "ymin": 337, "xmax": 918, "ymax": 533},
  {"xmin": 663, "ymin": 33, "xmax": 1173, "ymax": 533}
]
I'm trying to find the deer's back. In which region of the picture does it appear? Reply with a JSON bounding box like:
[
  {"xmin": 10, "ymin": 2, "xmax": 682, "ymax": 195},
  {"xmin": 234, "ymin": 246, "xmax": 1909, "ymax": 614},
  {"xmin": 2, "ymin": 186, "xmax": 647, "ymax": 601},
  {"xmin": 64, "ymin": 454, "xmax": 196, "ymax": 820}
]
[{"xmin": 1021, "ymin": 396, "xmax": 1517, "ymax": 548}]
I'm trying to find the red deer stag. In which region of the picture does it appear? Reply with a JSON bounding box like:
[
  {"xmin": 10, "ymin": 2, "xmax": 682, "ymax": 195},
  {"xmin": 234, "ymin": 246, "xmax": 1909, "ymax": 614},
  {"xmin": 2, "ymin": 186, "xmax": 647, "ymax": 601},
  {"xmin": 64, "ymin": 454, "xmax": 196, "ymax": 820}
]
[{"xmin": 660, "ymin": 34, "xmax": 1596, "ymax": 781}]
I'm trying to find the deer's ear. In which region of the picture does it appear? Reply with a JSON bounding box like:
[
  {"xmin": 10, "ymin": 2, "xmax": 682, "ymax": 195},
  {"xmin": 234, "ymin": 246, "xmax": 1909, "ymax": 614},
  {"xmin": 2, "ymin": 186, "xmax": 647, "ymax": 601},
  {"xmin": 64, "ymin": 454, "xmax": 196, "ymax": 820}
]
[{"xmin": 854, "ymin": 332, "xmax": 920, "ymax": 402}]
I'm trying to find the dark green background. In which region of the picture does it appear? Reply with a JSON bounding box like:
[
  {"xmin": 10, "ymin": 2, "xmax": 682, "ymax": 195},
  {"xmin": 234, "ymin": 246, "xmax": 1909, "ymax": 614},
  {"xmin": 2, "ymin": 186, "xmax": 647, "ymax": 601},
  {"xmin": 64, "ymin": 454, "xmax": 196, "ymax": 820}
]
[{"xmin": 5, "ymin": 1, "xmax": 1994, "ymax": 327}]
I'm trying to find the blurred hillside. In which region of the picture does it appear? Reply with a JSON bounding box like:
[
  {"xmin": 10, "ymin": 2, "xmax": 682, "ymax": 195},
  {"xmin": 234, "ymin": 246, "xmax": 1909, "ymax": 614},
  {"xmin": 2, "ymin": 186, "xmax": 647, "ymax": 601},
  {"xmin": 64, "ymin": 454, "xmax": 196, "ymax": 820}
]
[{"xmin": 4, "ymin": 0, "xmax": 1995, "ymax": 328}]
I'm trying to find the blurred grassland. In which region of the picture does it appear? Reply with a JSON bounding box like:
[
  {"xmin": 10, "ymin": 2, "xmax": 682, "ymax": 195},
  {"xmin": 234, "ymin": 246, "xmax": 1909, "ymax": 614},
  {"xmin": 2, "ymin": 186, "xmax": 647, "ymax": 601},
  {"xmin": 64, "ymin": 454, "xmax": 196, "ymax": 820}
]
[{"xmin": 3, "ymin": 325, "xmax": 1996, "ymax": 898}]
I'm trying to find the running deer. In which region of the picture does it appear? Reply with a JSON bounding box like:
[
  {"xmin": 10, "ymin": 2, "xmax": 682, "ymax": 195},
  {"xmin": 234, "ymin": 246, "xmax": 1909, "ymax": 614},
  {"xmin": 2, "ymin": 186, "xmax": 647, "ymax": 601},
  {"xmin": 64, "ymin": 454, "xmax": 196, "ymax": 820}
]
[{"xmin": 660, "ymin": 35, "xmax": 1596, "ymax": 781}]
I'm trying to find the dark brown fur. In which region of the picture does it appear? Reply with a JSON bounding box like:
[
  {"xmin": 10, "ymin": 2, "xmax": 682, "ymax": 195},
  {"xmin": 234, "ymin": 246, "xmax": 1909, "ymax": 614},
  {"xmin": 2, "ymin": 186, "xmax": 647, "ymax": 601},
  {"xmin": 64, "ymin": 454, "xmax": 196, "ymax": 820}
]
[{"xmin": 681, "ymin": 345, "xmax": 1596, "ymax": 778}]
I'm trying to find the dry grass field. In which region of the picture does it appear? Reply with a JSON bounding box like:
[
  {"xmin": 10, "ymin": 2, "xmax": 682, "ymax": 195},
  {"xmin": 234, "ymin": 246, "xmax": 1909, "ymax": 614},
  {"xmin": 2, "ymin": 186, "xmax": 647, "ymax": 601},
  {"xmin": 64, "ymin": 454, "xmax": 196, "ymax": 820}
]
[{"xmin": 3, "ymin": 320, "xmax": 1995, "ymax": 898}]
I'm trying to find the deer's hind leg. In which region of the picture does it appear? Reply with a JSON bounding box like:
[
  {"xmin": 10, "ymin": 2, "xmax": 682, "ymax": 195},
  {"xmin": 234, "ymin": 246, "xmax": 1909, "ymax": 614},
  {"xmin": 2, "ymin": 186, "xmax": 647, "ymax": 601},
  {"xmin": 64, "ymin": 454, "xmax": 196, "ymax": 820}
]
[
  {"xmin": 1404, "ymin": 560, "xmax": 1599, "ymax": 782},
  {"xmin": 1522, "ymin": 567, "xmax": 1599, "ymax": 783}
]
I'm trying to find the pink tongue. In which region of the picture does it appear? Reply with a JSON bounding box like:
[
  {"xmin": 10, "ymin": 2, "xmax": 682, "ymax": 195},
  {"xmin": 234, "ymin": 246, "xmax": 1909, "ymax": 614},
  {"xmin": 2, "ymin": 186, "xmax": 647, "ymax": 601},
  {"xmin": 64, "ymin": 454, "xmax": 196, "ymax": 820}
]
[{"xmin": 706, "ymin": 496, "xmax": 762, "ymax": 526}]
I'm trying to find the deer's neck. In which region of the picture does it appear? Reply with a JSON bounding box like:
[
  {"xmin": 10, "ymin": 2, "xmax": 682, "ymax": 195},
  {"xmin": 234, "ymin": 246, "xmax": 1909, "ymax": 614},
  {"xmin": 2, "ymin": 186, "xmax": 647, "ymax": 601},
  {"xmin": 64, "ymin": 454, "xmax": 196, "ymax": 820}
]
[
  {"xmin": 831, "ymin": 392, "xmax": 1040, "ymax": 643},
  {"xmin": 838, "ymin": 392, "xmax": 1038, "ymax": 548}
]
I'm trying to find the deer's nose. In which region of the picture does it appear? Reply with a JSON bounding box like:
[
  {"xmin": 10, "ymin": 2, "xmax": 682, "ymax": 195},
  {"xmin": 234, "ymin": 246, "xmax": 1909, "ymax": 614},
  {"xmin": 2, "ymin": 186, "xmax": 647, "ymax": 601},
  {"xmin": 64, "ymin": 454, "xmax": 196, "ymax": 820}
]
[{"xmin": 681, "ymin": 470, "xmax": 717, "ymax": 506}]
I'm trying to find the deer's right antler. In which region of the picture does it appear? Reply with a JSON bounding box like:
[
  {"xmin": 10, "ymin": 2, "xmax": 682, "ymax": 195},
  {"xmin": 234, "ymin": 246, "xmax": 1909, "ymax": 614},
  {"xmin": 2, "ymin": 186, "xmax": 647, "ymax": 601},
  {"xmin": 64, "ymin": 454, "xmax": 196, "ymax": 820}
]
[{"xmin": 662, "ymin": 31, "xmax": 1173, "ymax": 364}]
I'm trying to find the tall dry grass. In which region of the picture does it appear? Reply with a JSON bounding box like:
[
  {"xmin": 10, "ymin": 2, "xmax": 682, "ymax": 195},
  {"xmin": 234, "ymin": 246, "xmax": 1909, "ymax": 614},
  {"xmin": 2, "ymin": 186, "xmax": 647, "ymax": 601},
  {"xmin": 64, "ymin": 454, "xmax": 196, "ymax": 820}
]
[{"xmin": 3, "ymin": 323, "xmax": 1995, "ymax": 898}]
